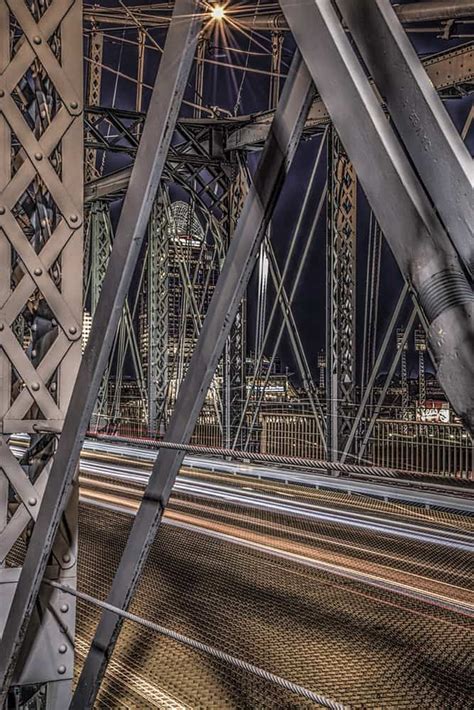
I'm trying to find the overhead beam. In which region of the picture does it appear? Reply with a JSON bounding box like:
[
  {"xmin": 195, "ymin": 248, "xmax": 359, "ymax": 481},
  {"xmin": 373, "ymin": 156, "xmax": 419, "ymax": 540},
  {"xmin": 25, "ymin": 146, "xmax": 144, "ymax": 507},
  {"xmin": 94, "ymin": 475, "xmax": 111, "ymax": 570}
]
[
  {"xmin": 232, "ymin": 2, "xmax": 474, "ymax": 28},
  {"xmin": 83, "ymin": 1, "xmax": 474, "ymax": 28},
  {"xmin": 0, "ymin": 0, "xmax": 202, "ymax": 697},
  {"xmin": 83, "ymin": 45, "xmax": 473, "ymax": 160},
  {"xmin": 279, "ymin": 0, "xmax": 474, "ymax": 432},
  {"xmin": 84, "ymin": 42, "xmax": 473, "ymax": 204},
  {"xmin": 226, "ymin": 43, "xmax": 473, "ymax": 150},
  {"xmin": 71, "ymin": 50, "xmax": 314, "ymax": 709}
]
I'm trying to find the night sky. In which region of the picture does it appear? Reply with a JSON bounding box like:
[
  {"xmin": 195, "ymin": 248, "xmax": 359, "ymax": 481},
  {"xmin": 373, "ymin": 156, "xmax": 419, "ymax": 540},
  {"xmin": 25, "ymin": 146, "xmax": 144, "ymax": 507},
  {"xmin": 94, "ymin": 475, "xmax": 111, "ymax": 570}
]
[{"xmin": 90, "ymin": 0, "xmax": 473, "ymax": 385}]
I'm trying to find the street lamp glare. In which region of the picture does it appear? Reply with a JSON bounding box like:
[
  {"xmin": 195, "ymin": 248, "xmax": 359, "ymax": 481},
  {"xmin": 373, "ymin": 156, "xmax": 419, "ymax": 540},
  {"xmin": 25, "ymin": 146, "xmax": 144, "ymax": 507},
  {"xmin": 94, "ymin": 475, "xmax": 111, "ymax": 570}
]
[{"xmin": 211, "ymin": 5, "xmax": 226, "ymax": 20}]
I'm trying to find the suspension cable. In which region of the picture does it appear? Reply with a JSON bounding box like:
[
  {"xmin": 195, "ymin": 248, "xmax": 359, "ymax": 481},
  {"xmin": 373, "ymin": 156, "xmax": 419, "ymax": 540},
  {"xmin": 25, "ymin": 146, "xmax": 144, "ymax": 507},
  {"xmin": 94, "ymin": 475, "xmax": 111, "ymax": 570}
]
[{"xmin": 45, "ymin": 580, "xmax": 348, "ymax": 710}]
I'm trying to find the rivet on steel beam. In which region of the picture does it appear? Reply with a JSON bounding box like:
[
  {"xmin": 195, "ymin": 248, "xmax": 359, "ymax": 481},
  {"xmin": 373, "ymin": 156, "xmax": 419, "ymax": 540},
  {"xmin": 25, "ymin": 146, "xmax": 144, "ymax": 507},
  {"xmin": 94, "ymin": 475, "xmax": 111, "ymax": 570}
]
[
  {"xmin": 33, "ymin": 267, "xmax": 42, "ymax": 276},
  {"xmin": 28, "ymin": 498, "xmax": 37, "ymax": 506},
  {"xmin": 0, "ymin": 323, "xmax": 4, "ymax": 331},
  {"xmin": 62, "ymin": 553, "xmax": 71, "ymax": 563},
  {"xmin": 57, "ymin": 666, "xmax": 67, "ymax": 675},
  {"xmin": 33, "ymin": 35, "xmax": 42, "ymax": 45},
  {"xmin": 31, "ymin": 382, "xmax": 40, "ymax": 392},
  {"xmin": 60, "ymin": 604, "xmax": 69, "ymax": 613},
  {"xmin": 70, "ymin": 101, "xmax": 79, "ymax": 110},
  {"xmin": 58, "ymin": 644, "xmax": 67, "ymax": 654},
  {"xmin": 34, "ymin": 152, "xmax": 43, "ymax": 161},
  {"xmin": 0, "ymin": 90, "xmax": 4, "ymax": 97},
  {"xmin": 0, "ymin": 207, "xmax": 5, "ymax": 215},
  {"xmin": 70, "ymin": 214, "xmax": 79, "ymax": 223},
  {"xmin": 68, "ymin": 326, "xmax": 78, "ymax": 335}
]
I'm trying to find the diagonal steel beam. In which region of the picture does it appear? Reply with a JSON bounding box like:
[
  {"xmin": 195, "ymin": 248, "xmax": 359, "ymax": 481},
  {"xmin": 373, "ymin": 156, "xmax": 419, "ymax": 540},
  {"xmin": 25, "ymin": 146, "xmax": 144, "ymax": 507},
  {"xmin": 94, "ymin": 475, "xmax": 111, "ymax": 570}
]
[
  {"xmin": 71, "ymin": 50, "xmax": 314, "ymax": 709},
  {"xmin": 0, "ymin": 0, "xmax": 202, "ymax": 697},
  {"xmin": 341, "ymin": 284, "xmax": 409, "ymax": 461},
  {"xmin": 280, "ymin": 0, "xmax": 474, "ymax": 433},
  {"xmin": 337, "ymin": 0, "xmax": 474, "ymax": 277},
  {"xmin": 357, "ymin": 307, "xmax": 417, "ymax": 463}
]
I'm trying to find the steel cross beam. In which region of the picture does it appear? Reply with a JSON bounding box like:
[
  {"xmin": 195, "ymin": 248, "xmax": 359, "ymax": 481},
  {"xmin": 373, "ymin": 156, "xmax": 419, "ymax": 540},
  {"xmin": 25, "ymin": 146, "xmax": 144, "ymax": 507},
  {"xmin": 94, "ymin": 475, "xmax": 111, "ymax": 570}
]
[
  {"xmin": 71, "ymin": 50, "xmax": 314, "ymax": 709},
  {"xmin": 280, "ymin": 0, "xmax": 474, "ymax": 433},
  {"xmin": 337, "ymin": 0, "xmax": 474, "ymax": 277},
  {"xmin": 0, "ymin": 0, "xmax": 202, "ymax": 697}
]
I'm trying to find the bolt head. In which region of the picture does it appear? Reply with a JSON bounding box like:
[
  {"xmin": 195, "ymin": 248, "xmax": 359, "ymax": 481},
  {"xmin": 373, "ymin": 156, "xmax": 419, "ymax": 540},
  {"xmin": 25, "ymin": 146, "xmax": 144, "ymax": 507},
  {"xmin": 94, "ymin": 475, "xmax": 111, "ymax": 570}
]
[
  {"xmin": 34, "ymin": 152, "xmax": 43, "ymax": 161},
  {"xmin": 60, "ymin": 603, "xmax": 69, "ymax": 613},
  {"xmin": 57, "ymin": 665, "xmax": 66, "ymax": 675},
  {"xmin": 0, "ymin": 207, "xmax": 5, "ymax": 215},
  {"xmin": 62, "ymin": 553, "xmax": 71, "ymax": 563},
  {"xmin": 33, "ymin": 35, "xmax": 42, "ymax": 45},
  {"xmin": 31, "ymin": 382, "xmax": 40, "ymax": 391},
  {"xmin": 28, "ymin": 497, "xmax": 37, "ymax": 506},
  {"xmin": 58, "ymin": 644, "xmax": 67, "ymax": 654},
  {"xmin": 34, "ymin": 267, "xmax": 42, "ymax": 276}
]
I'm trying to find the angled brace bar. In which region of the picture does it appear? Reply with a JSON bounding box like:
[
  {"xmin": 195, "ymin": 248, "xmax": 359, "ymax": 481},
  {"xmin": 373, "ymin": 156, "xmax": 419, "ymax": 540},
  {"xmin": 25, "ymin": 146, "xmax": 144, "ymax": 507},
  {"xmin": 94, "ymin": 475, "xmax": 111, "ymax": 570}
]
[
  {"xmin": 341, "ymin": 284, "xmax": 409, "ymax": 461},
  {"xmin": 280, "ymin": 0, "xmax": 474, "ymax": 433},
  {"xmin": 357, "ymin": 307, "xmax": 417, "ymax": 463},
  {"xmin": 71, "ymin": 50, "xmax": 314, "ymax": 709},
  {"xmin": 0, "ymin": 0, "xmax": 202, "ymax": 697},
  {"xmin": 336, "ymin": 0, "xmax": 474, "ymax": 277}
]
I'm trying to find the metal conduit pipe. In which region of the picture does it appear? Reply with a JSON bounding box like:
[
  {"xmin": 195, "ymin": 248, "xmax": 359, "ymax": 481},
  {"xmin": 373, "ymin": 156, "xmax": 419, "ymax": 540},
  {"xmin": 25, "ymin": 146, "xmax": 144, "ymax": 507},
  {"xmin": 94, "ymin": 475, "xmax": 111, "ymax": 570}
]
[{"xmin": 394, "ymin": 0, "xmax": 474, "ymax": 21}]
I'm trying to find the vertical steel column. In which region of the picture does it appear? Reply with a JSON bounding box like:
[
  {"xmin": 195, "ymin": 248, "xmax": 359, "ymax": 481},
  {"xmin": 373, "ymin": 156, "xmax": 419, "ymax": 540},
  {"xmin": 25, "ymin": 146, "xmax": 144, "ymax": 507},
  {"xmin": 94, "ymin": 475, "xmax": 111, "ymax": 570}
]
[
  {"xmin": 269, "ymin": 30, "xmax": 284, "ymax": 109},
  {"xmin": 136, "ymin": 29, "xmax": 146, "ymax": 114},
  {"xmin": 194, "ymin": 31, "xmax": 208, "ymax": 118},
  {"xmin": 88, "ymin": 202, "xmax": 113, "ymax": 429},
  {"xmin": 361, "ymin": 215, "xmax": 382, "ymax": 396},
  {"xmin": 85, "ymin": 32, "xmax": 103, "ymax": 184},
  {"xmin": 0, "ymin": 0, "xmax": 83, "ymax": 704},
  {"xmin": 147, "ymin": 196, "xmax": 169, "ymax": 436},
  {"xmin": 71, "ymin": 51, "xmax": 313, "ymax": 708},
  {"xmin": 223, "ymin": 161, "xmax": 248, "ymax": 447},
  {"xmin": 89, "ymin": 202, "xmax": 111, "ymax": 313},
  {"xmin": 326, "ymin": 128, "xmax": 356, "ymax": 460},
  {"xmin": 0, "ymin": 0, "xmax": 202, "ymax": 697}
]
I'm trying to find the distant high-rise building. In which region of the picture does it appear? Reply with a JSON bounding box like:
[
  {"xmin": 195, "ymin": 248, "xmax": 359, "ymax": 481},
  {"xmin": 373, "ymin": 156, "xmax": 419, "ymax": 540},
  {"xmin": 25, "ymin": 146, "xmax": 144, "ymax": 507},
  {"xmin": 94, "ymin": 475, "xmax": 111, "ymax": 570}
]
[
  {"xmin": 82, "ymin": 310, "xmax": 93, "ymax": 353},
  {"xmin": 141, "ymin": 200, "xmax": 220, "ymax": 416},
  {"xmin": 317, "ymin": 350, "xmax": 326, "ymax": 390},
  {"xmin": 396, "ymin": 327, "xmax": 410, "ymax": 417},
  {"xmin": 414, "ymin": 327, "xmax": 427, "ymax": 404}
]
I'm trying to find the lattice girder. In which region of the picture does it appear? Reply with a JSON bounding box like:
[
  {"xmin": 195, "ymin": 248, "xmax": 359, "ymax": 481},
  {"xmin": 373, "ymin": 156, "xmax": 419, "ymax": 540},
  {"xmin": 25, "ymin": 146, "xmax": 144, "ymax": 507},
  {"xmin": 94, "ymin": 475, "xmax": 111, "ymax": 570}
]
[{"xmin": 0, "ymin": 0, "xmax": 83, "ymax": 696}]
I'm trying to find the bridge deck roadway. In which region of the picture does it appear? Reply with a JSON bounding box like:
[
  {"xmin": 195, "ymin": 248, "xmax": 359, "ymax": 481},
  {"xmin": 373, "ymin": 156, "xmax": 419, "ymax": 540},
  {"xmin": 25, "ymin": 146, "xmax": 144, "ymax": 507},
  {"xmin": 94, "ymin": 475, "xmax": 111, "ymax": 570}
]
[{"xmin": 74, "ymin": 458, "xmax": 473, "ymax": 708}]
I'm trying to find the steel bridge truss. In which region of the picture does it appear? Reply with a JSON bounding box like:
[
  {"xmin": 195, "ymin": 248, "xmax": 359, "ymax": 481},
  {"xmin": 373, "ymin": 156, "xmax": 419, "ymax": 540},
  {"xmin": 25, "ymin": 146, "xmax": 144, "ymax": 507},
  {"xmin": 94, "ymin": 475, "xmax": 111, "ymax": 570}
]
[{"xmin": 0, "ymin": 0, "xmax": 473, "ymax": 707}]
